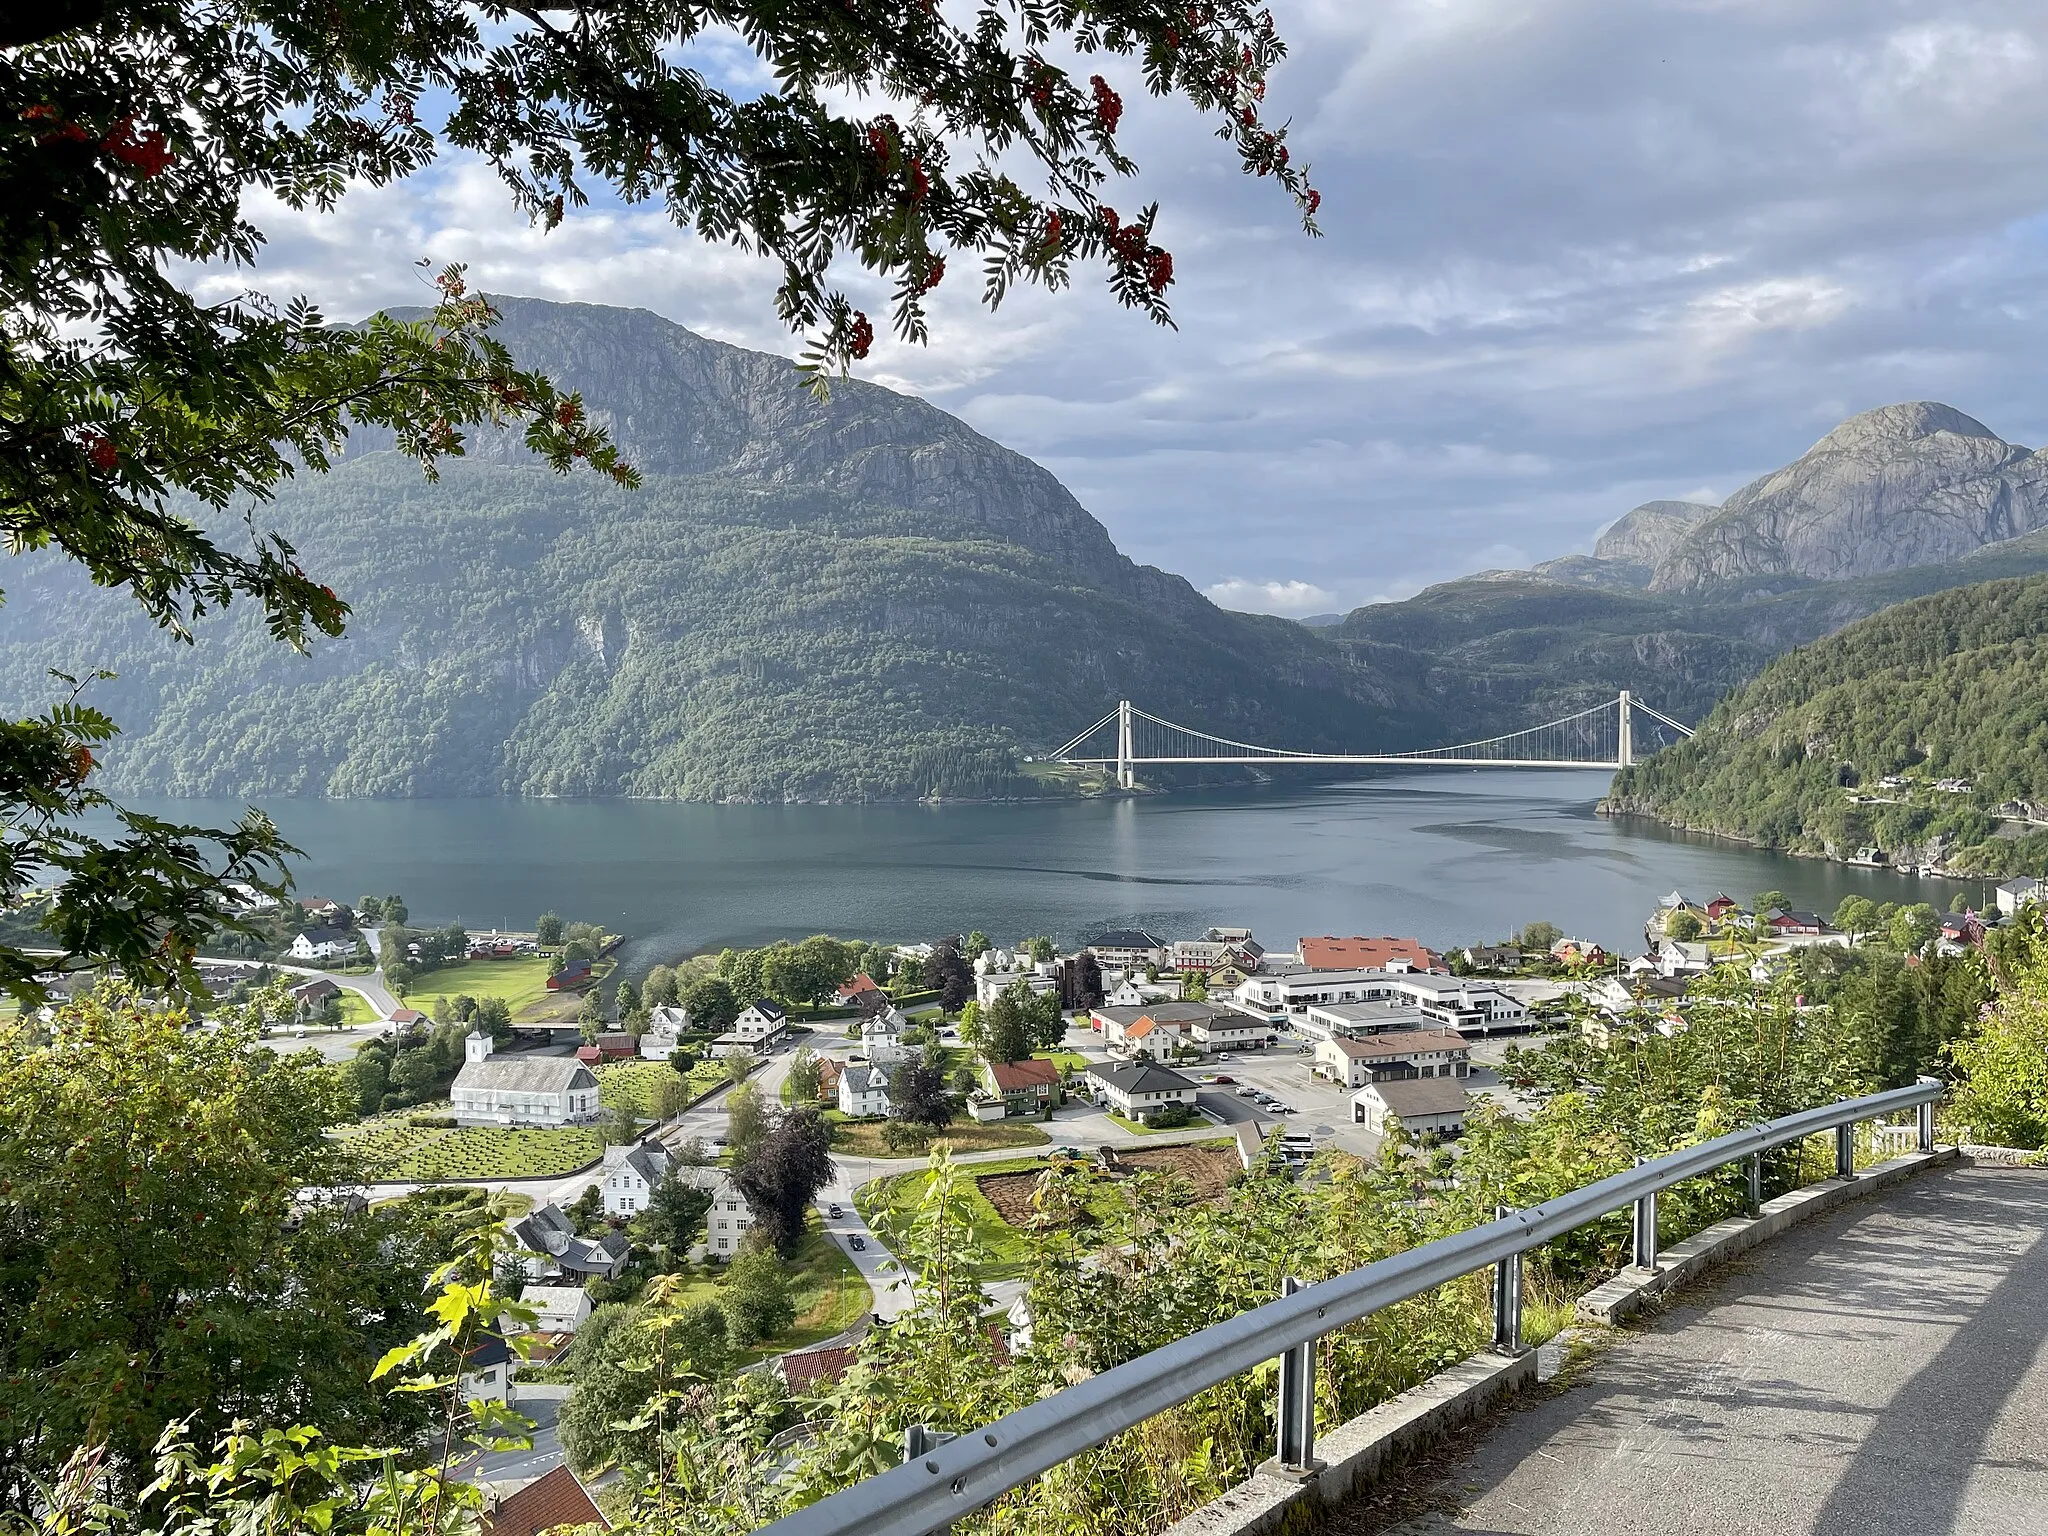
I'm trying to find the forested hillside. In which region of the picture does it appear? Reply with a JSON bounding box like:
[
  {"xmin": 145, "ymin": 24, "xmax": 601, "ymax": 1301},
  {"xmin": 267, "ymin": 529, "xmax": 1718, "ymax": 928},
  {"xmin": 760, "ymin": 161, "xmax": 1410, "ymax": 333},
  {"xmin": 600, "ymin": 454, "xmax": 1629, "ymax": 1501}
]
[
  {"xmin": 0, "ymin": 299, "xmax": 1435, "ymax": 802},
  {"xmin": 1606, "ymin": 575, "xmax": 2048, "ymax": 875}
]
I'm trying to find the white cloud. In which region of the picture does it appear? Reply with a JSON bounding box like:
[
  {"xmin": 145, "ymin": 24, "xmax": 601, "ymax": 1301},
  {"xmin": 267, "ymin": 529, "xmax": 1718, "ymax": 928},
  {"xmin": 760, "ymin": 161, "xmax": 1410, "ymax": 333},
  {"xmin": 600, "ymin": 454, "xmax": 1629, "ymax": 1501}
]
[{"xmin": 1204, "ymin": 579, "xmax": 1341, "ymax": 616}]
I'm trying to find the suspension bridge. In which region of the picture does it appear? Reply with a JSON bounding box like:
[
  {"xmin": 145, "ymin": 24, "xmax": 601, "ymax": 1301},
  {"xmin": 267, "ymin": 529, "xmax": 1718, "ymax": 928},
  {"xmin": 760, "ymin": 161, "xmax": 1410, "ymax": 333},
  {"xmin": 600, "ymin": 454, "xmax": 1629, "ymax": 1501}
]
[{"xmin": 1050, "ymin": 690, "xmax": 1694, "ymax": 788}]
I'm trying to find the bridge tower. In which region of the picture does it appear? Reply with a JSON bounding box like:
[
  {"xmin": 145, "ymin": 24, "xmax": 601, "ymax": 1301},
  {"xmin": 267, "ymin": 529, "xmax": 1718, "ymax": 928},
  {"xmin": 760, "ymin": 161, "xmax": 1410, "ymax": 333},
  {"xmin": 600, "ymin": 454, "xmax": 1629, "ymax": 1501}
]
[
  {"xmin": 1116, "ymin": 699, "xmax": 1135, "ymax": 789},
  {"xmin": 1617, "ymin": 689, "xmax": 1634, "ymax": 769}
]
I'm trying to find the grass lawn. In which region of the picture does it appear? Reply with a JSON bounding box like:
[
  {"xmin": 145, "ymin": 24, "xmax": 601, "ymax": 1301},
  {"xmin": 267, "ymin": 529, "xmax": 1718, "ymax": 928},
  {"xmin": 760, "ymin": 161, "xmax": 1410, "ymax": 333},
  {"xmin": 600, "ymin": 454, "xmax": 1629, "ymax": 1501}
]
[
  {"xmin": 828, "ymin": 1117, "xmax": 1051, "ymax": 1159},
  {"xmin": 398, "ymin": 957, "xmax": 562, "ymax": 1017},
  {"xmin": 857, "ymin": 1154, "xmax": 1120, "ymax": 1282},
  {"xmin": 1033, "ymin": 1050, "xmax": 1090, "ymax": 1073},
  {"xmin": 337, "ymin": 990, "xmax": 379, "ymax": 1025}
]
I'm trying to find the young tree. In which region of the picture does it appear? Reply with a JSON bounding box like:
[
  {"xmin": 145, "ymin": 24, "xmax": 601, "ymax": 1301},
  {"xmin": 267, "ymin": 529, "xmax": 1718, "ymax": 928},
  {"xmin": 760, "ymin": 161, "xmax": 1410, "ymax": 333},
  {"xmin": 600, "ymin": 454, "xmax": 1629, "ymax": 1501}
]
[
  {"xmin": 1180, "ymin": 969, "xmax": 1209, "ymax": 1001},
  {"xmin": 382, "ymin": 895, "xmax": 409, "ymax": 926},
  {"xmin": 1833, "ymin": 896, "xmax": 1880, "ymax": 941},
  {"xmin": 890, "ymin": 1059, "xmax": 956, "ymax": 1130},
  {"xmin": 616, "ymin": 977, "xmax": 642, "ymax": 1016},
  {"xmin": 724, "ymin": 1048, "xmax": 759, "ymax": 1086},
  {"xmin": 1025, "ymin": 936, "xmax": 1057, "ymax": 964},
  {"xmin": 604, "ymin": 1101, "xmax": 640, "ymax": 1145},
  {"xmin": 720, "ymin": 1249, "xmax": 797, "ymax": 1346},
  {"xmin": 957, "ymin": 999, "xmax": 986, "ymax": 1050},
  {"xmin": 1891, "ymin": 904, "xmax": 1942, "ymax": 954},
  {"xmin": 1755, "ymin": 892, "xmax": 1790, "ymax": 920},
  {"xmin": 536, "ymin": 912, "xmax": 566, "ymax": 946},
  {"xmin": 578, "ymin": 991, "xmax": 604, "ymax": 1042},
  {"xmin": 963, "ymin": 931, "xmax": 992, "ymax": 961},
  {"xmin": 1516, "ymin": 920, "xmax": 1563, "ymax": 953},
  {"xmin": 725, "ymin": 1083, "xmax": 770, "ymax": 1167},
  {"xmin": 474, "ymin": 995, "xmax": 513, "ymax": 1040},
  {"xmin": 787, "ymin": 1046, "xmax": 822, "ymax": 1104},
  {"xmin": 655, "ymin": 1075, "xmax": 689, "ymax": 1120},
  {"xmin": 355, "ymin": 895, "xmax": 384, "ymax": 924},
  {"xmin": 729, "ymin": 1109, "xmax": 837, "ymax": 1256}
]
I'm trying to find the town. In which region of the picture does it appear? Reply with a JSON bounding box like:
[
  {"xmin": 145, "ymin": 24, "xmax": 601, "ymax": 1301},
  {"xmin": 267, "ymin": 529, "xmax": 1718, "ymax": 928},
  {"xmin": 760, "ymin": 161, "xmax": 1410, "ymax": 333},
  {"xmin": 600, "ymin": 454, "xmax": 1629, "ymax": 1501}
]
[{"xmin": 27, "ymin": 870, "xmax": 1990, "ymax": 1524}]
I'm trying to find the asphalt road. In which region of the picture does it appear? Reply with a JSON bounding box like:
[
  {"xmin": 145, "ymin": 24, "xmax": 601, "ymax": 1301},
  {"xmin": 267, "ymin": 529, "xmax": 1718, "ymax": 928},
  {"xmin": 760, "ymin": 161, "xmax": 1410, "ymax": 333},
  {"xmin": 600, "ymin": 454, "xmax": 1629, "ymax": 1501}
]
[{"xmin": 1338, "ymin": 1164, "xmax": 2048, "ymax": 1536}]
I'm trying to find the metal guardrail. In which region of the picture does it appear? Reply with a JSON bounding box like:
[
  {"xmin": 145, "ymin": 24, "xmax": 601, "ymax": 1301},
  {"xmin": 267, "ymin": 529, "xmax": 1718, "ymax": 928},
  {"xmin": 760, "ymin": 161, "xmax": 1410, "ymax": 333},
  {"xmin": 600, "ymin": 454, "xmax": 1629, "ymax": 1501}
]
[{"xmin": 756, "ymin": 1077, "xmax": 1944, "ymax": 1536}]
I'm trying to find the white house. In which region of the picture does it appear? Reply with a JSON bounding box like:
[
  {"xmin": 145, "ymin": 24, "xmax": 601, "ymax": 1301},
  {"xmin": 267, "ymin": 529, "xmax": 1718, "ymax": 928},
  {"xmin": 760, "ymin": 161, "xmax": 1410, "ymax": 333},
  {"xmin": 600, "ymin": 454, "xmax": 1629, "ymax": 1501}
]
[
  {"xmin": 451, "ymin": 1033, "xmax": 600, "ymax": 1127},
  {"xmin": 289, "ymin": 930, "xmax": 353, "ymax": 963},
  {"xmin": 1315, "ymin": 1029, "xmax": 1470, "ymax": 1089},
  {"xmin": 1351, "ymin": 1078, "xmax": 1471, "ymax": 1139},
  {"xmin": 600, "ymin": 1140, "xmax": 671, "ymax": 1217},
  {"xmin": 640, "ymin": 1005, "xmax": 692, "ymax": 1061},
  {"xmin": 1298, "ymin": 999, "xmax": 1431, "ymax": 1043},
  {"xmin": 1188, "ymin": 1011, "xmax": 1270, "ymax": 1051},
  {"xmin": 710, "ymin": 1000, "xmax": 789, "ymax": 1058},
  {"xmin": 838, "ymin": 1063, "xmax": 894, "ymax": 1118},
  {"xmin": 1111, "ymin": 1015, "xmax": 1185, "ymax": 1061},
  {"xmin": 859, "ymin": 1007, "xmax": 917, "ymax": 1068},
  {"xmin": 975, "ymin": 969, "xmax": 1060, "ymax": 1008},
  {"xmin": 1085, "ymin": 1060, "xmax": 1199, "ymax": 1119},
  {"xmin": 1997, "ymin": 878, "xmax": 2044, "ymax": 916},
  {"xmin": 696, "ymin": 1171, "xmax": 757, "ymax": 1259},
  {"xmin": 458, "ymin": 1332, "xmax": 513, "ymax": 1406},
  {"xmin": 520, "ymin": 1284, "xmax": 594, "ymax": 1334},
  {"xmin": 512, "ymin": 1203, "xmax": 630, "ymax": 1281}
]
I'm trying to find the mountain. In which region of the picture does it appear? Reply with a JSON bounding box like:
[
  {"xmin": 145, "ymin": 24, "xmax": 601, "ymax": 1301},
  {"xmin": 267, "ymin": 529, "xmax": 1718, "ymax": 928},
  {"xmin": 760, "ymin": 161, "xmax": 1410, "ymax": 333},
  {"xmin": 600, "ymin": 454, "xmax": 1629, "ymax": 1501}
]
[
  {"xmin": 1605, "ymin": 575, "xmax": 2048, "ymax": 877},
  {"xmin": 1593, "ymin": 498, "xmax": 1718, "ymax": 567},
  {"xmin": 1648, "ymin": 403, "xmax": 2048, "ymax": 593},
  {"xmin": 0, "ymin": 298, "xmax": 1436, "ymax": 802}
]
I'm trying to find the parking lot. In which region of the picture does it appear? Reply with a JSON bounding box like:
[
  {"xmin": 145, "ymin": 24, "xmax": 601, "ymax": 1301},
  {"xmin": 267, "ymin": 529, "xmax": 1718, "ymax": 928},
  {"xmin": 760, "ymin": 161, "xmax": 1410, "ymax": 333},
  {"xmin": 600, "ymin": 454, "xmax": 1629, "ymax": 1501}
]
[{"xmin": 1184, "ymin": 1041, "xmax": 1380, "ymax": 1155}]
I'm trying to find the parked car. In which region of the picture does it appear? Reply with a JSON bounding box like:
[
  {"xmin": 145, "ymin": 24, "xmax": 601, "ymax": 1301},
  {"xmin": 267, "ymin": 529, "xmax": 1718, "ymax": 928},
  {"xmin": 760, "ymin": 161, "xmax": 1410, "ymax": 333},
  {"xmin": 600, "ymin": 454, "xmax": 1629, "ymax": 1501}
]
[
  {"xmin": 849, "ymin": 1235, "xmax": 867, "ymax": 1252},
  {"xmin": 1218, "ymin": 1053, "xmax": 1237, "ymax": 1061},
  {"xmin": 1237, "ymin": 1086, "xmax": 1258, "ymax": 1097},
  {"xmin": 1211, "ymin": 1075, "xmax": 1235, "ymax": 1085},
  {"xmin": 828, "ymin": 1203, "xmax": 844, "ymax": 1219}
]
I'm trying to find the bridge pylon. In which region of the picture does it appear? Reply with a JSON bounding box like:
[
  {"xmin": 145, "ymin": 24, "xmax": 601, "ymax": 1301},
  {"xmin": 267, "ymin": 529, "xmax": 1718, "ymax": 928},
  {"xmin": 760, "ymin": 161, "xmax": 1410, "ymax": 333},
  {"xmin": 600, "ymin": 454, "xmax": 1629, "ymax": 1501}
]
[
  {"xmin": 1618, "ymin": 689, "xmax": 1634, "ymax": 769},
  {"xmin": 1116, "ymin": 699, "xmax": 1134, "ymax": 789}
]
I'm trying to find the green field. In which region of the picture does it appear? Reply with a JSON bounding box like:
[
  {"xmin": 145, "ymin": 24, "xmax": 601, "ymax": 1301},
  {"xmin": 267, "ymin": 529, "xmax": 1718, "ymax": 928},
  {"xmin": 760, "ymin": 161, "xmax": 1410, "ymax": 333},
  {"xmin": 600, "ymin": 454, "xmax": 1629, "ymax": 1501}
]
[
  {"xmin": 338, "ymin": 990, "xmax": 379, "ymax": 1025},
  {"xmin": 398, "ymin": 957, "xmax": 563, "ymax": 1016},
  {"xmin": 1033, "ymin": 1050, "xmax": 1090, "ymax": 1073},
  {"xmin": 828, "ymin": 1117, "xmax": 1050, "ymax": 1159}
]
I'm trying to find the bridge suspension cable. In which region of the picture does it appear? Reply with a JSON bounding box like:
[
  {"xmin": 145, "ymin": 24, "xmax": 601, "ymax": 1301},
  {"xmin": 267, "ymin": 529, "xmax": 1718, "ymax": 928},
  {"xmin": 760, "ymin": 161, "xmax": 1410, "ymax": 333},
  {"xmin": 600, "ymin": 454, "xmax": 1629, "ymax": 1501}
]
[{"xmin": 1051, "ymin": 691, "xmax": 1692, "ymax": 778}]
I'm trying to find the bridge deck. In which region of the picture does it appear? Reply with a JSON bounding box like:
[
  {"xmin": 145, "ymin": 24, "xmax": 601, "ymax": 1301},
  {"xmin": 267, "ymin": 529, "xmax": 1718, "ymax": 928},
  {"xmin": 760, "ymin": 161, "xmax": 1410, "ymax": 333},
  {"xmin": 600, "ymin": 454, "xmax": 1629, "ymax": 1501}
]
[{"xmin": 1331, "ymin": 1164, "xmax": 2048, "ymax": 1536}]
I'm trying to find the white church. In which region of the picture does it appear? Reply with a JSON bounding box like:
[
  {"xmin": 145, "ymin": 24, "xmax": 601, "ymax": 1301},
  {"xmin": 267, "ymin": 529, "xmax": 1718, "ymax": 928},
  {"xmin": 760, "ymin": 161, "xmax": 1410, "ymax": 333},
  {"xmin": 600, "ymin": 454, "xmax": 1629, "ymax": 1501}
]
[{"xmin": 450, "ymin": 1032, "xmax": 601, "ymax": 1127}]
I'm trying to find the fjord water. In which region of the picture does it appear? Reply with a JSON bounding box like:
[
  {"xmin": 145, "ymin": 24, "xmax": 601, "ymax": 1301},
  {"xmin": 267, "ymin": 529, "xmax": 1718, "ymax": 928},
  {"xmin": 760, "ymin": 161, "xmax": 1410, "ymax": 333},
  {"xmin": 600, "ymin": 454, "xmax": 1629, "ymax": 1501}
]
[{"xmin": 121, "ymin": 770, "xmax": 1970, "ymax": 970}]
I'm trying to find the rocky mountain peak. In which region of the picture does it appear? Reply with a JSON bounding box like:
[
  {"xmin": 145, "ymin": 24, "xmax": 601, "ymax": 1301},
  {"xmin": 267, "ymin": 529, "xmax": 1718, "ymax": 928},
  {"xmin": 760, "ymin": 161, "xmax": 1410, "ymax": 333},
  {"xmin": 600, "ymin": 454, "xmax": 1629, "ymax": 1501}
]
[
  {"xmin": 1593, "ymin": 499, "xmax": 1719, "ymax": 567},
  {"xmin": 1647, "ymin": 402, "xmax": 2048, "ymax": 593},
  {"xmin": 1808, "ymin": 401, "xmax": 2006, "ymax": 454}
]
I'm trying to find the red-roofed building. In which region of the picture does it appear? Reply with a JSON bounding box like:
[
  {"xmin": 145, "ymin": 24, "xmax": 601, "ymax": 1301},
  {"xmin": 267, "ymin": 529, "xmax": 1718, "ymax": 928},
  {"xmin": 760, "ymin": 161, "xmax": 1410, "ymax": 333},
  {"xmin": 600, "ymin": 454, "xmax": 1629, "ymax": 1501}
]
[
  {"xmin": 1297, "ymin": 936, "xmax": 1447, "ymax": 974},
  {"xmin": 778, "ymin": 1343, "xmax": 858, "ymax": 1391},
  {"xmin": 984, "ymin": 1057, "xmax": 1062, "ymax": 1116},
  {"xmin": 482, "ymin": 1465, "xmax": 609, "ymax": 1536},
  {"xmin": 388, "ymin": 1008, "xmax": 427, "ymax": 1027}
]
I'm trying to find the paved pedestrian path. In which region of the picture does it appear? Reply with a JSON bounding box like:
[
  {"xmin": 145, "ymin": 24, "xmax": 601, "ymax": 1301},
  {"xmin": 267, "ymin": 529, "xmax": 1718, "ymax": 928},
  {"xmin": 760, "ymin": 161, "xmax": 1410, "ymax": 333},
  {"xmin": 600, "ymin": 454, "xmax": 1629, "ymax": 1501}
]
[{"xmin": 1335, "ymin": 1164, "xmax": 2048, "ymax": 1536}]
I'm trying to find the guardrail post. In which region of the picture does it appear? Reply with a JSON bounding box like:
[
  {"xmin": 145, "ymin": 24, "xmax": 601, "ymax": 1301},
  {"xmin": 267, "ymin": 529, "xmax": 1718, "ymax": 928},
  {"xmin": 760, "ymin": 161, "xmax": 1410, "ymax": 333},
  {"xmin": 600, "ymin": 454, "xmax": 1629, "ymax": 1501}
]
[
  {"xmin": 1745, "ymin": 1151, "xmax": 1762, "ymax": 1219},
  {"xmin": 1274, "ymin": 1276, "xmax": 1318, "ymax": 1472},
  {"xmin": 1491, "ymin": 1206, "xmax": 1524, "ymax": 1355},
  {"xmin": 1631, "ymin": 1159, "xmax": 1658, "ymax": 1272},
  {"xmin": 1917, "ymin": 1090, "xmax": 1936, "ymax": 1153},
  {"xmin": 1835, "ymin": 1122, "xmax": 1856, "ymax": 1179}
]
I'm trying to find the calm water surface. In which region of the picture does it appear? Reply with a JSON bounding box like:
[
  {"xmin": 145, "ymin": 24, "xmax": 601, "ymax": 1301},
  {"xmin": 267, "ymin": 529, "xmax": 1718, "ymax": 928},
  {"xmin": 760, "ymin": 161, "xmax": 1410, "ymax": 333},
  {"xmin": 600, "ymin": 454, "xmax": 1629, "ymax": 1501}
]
[{"xmin": 118, "ymin": 772, "xmax": 1974, "ymax": 971}]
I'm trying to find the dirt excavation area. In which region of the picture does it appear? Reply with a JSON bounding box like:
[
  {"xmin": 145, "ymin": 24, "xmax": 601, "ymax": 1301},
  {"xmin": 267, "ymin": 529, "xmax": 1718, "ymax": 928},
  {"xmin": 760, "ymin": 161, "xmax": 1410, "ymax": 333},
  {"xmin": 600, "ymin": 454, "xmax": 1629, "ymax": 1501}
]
[{"xmin": 976, "ymin": 1143, "xmax": 1241, "ymax": 1226}]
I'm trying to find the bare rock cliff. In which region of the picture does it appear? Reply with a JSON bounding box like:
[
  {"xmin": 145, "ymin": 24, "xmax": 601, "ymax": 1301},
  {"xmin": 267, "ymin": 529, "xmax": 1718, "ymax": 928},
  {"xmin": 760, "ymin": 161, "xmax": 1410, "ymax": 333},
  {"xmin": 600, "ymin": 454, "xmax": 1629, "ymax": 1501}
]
[{"xmin": 1649, "ymin": 402, "xmax": 2048, "ymax": 592}]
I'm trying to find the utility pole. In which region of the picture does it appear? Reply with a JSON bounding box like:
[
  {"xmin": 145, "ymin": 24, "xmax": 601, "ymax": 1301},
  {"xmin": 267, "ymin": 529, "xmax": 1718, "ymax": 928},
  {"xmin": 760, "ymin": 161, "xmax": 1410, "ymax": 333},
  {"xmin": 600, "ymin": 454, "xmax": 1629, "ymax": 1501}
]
[
  {"xmin": 1117, "ymin": 699, "xmax": 1135, "ymax": 790},
  {"xmin": 1617, "ymin": 689, "xmax": 1634, "ymax": 769}
]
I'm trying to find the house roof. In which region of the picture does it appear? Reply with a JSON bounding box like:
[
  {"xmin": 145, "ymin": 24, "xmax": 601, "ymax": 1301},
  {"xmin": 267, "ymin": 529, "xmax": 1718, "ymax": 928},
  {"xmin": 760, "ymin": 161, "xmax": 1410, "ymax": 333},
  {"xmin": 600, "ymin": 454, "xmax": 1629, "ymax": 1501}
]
[
  {"xmin": 744, "ymin": 999, "xmax": 788, "ymax": 1021},
  {"xmin": 1297, "ymin": 936, "xmax": 1447, "ymax": 972},
  {"xmin": 290, "ymin": 978, "xmax": 340, "ymax": 1000},
  {"xmin": 457, "ymin": 1056, "xmax": 598, "ymax": 1096},
  {"xmin": 612, "ymin": 1141, "xmax": 670, "ymax": 1186},
  {"xmin": 1092, "ymin": 1002, "xmax": 1220, "ymax": 1026},
  {"xmin": 1769, "ymin": 910, "xmax": 1829, "ymax": 928},
  {"xmin": 837, "ymin": 973, "xmax": 881, "ymax": 998},
  {"xmin": 1358, "ymin": 1078, "xmax": 1472, "ymax": 1117},
  {"xmin": 845, "ymin": 1064, "xmax": 892, "ymax": 1092},
  {"xmin": 483, "ymin": 1465, "xmax": 610, "ymax": 1536},
  {"xmin": 989, "ymin": 1058, "xmax": 1060, "ymax": 1091},
  {"xmin": 1089, "ymin": 929, "xmax": 1165, "ymax": 949},
  {"xmin": 780, "ymin": 1344, "xmax": 859, "ymax": 1390},
  {"xmin": 1324, "ymin": 1028, "xmax": 1467, "ymax": 1059},
  {"xmin": 388, "ymin": 1007, "xmax": 427, "ymax": 1024},
  {"xmin": 1086, "ymin": 1061, "xmax": 1197, "ymax": 1095}
]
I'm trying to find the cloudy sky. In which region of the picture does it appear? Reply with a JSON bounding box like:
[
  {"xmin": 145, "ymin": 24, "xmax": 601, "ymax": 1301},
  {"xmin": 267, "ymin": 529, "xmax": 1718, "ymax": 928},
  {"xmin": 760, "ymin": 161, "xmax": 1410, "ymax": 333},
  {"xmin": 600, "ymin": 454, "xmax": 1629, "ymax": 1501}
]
[{"xmin": 218, "ymin": 0, "xmax": 2048, "ymax": 616}]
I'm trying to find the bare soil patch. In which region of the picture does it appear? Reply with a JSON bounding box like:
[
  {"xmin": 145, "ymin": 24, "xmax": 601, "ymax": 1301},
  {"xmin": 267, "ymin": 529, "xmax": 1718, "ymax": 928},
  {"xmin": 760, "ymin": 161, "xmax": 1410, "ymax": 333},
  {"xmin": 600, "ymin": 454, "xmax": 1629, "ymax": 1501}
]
[
  {"xmin": 979, "ymin": 1170, "xmax": 1055, "ymax": 1227},
  {"xmin": 1108, "ymin": 1144, "xmax": 1241, "ymax": 1200}
]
